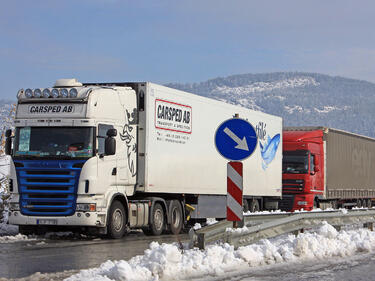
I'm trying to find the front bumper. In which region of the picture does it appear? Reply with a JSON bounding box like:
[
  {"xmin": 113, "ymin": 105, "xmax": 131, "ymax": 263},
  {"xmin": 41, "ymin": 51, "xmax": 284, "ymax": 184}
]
[
  {"xmin": 8, "ymin": 211, "xmax": 107, "ymax": 227},
  {"xmin": 280, "ymin": 193, "xmax": 315, "ymax": 211}
]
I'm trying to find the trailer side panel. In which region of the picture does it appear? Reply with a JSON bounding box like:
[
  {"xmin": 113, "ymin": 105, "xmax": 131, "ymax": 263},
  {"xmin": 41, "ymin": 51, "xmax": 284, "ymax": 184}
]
[{"xmin": 326, "ymin": 129, "xmax": 375, "ymax": 199}]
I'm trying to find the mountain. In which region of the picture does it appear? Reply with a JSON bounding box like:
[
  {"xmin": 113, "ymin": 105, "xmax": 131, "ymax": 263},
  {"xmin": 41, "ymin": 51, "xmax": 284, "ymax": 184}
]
[
  {"xmin": 167, "ymin": 72, "xmax": 375, "ymax": 137},
  {"xmin": 1, "ymin": 72, "xmax": 375, "ymax": 139}
]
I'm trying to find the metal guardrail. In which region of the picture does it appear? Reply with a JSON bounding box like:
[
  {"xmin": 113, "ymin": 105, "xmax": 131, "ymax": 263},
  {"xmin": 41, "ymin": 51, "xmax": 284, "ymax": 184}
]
[{"xmin": 189, "ymin": 209, "xmax": 375, "ymax": 249}]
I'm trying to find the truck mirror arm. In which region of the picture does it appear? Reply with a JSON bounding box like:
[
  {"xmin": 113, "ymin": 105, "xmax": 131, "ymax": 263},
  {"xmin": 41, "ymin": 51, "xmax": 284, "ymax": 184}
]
[{"xmin": 5, "ymin": 129, "xmax": 13, "ymax": 155}]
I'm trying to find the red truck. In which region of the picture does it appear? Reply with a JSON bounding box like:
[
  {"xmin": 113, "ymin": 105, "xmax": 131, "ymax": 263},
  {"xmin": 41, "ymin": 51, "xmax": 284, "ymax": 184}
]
[{"xmin": 281, "ymin": 127, "xmax": 375, "ymax": 211}]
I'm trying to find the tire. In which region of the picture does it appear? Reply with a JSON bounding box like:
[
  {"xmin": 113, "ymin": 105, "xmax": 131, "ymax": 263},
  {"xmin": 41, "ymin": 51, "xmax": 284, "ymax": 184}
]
[
  {"xmin": 313, "ymin": 199, "xmax": 319, "ymax": 209},
  {"xmin": 107, "ymin": 200, "xmax": 127, "ymax": 239},
  {"xmin": 249, "ymin": 199, "xmax": 260, "ymax": 213},
  {"xmin": 362, "ymin": 199, "xmax": 367, "ymax": 208},
  {"xmin": 144, "ymin": 202, "xmax": 165, "ymax": 236},
  {"xmin": 368, "ymin": 199, "xmax": 372, "ymax": 208},
  {"xmin": 356, "ymin": 199, "xmax": 362, "ymax": 208},
  {"xmin": 331, "ymin": 200, "xmax": 338, "ymax": 210},
  {"xmin": 243, "ymin": 199, "xmax": 249, "ymax": 213},
  {"xmin": 169, "ymin": 200, "xmax": 183, "ymax": 235}
]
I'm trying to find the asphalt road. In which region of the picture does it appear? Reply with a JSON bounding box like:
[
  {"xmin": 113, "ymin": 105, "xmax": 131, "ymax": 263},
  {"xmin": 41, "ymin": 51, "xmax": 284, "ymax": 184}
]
[{"xmin": 0, "ymin": 231, "xmax": 188, "ymax": 279}]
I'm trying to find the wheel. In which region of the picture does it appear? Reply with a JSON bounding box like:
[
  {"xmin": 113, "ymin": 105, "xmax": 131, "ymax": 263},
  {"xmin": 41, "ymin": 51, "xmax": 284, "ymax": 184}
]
[
  {"xmin": 169, "ymin": 200, "xmax": 183, "ymax": 235},
  {"xmin": 356, "ymin": 199, "xmax": 362, "ymax": 208},
  {"xmin": 367, "ymin": 199, "xmax": 372, "ymax": 208},
  {"xmin": 107, "ymin": 200, "xmax": 127, "ymax": 239},
  {"xmin": 331, "ymin": 200, "xmax": 338, "ymax": 209},
  {"xmin": 313, "ymin": 199, "xmax": 319, "ymax": 209},
  {"xmin": 144, "ymin": 202, "xmax": 165, "ymax": 236},
  {"xmin": 243, "ymin": 199, "xmax": 249, "ymax": 213},
  {"xmin": 249, "ymin": 199, "xmax": 260, "ymax": 213},
  {"xmin": 362, "ymin": 199, "xmax": 367, "ymax": 208}
]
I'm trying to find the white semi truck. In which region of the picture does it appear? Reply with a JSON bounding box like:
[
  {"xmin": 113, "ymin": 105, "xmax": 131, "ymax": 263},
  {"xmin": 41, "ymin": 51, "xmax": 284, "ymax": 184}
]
[{"xmin": 5, "ymin": 79, "xmax": 282, "ymax": 238}]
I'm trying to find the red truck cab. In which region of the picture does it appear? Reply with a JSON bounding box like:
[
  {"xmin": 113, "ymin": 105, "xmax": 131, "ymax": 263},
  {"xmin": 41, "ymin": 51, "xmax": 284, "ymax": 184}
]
[{"xmin": 281, "ymin": 129, "xmax": 324, "ymax": 211}]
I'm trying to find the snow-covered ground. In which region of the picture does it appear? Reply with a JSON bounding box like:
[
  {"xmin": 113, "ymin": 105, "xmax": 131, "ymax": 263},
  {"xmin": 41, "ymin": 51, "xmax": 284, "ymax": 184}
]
[
  {"xmin": 65, "ymin": 222, "xmax": 375, "ymax": 281},
  {"xmin": 214, "ymin": 77, "xmax": 320, "ymax": 95}
]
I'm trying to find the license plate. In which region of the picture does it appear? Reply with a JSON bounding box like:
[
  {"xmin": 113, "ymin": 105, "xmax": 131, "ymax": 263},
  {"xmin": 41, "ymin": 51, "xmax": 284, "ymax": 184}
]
[{"xmin": 37, "ymin": 219, "xmax": 57, "ymax": 225}]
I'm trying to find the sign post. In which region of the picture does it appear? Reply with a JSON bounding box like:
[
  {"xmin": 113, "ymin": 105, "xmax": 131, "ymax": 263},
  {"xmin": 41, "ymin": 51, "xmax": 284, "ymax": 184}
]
[
  {"xmin": 227, "ymin": 161, "xmax": 243, "ymax": 224},
  {"xmin": 215, "ymin": 115, "xmax": 258, "ymax": 227}
]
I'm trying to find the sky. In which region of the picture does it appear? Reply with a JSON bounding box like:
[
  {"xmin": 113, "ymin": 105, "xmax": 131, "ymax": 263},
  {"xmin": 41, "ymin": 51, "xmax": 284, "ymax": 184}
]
[{"xmin": 1, "ymin": 0, "xmax": 375, "ymax": 100}]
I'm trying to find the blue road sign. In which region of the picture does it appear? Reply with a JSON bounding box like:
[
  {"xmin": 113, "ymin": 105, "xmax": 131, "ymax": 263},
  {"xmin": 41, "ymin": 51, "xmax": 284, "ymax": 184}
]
[{"xmin": 215, "ymin": 118, "xmax": 258, "ymax": 161}]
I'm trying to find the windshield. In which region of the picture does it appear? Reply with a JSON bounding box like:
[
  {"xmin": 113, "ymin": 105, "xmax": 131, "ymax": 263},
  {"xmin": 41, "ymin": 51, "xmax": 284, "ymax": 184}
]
[
  {"xmin": 283, "ymin": 151, "xmax": 309, "ymax": 174},
  {"xmin": 14, "ymin": 127, "xmax": 94, "ymax": 159}
]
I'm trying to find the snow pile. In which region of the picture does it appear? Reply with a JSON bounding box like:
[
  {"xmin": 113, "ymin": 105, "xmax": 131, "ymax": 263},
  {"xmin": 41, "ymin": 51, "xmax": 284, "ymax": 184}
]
[
  {"xmin": 243, "ymin": 209, "xmax": 287, "ymax": 216},
  {"xmin": 0, "ymin": 223, "xmax": 18, "ymax": 237},
  {"xmin": 65, "ymin": 222, "xmax": 375, "ymax": 281},
  {"xmin": 0, "ymin": 233, "xmax": 32, "ymax": 243},
  {"xmin": 0, "ymin": 155, "xmax": 18, "ymax": 236},
  {"xmin": 192, "ymin": 218, "xmax": 219, "ymax": 231}
]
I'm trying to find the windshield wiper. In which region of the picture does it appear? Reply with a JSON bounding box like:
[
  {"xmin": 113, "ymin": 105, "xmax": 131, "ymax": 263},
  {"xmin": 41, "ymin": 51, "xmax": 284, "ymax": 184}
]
[
  {"xmin": 14, "ymin": 155, "xmax": 41, "ymax": 160},
  {"xmin": 14, "ymin": 155, "xmax": 74, "ymax": 160},
  {"xmin": 44, "ymin": 155, "xmax": 74, "ymax": 160}
]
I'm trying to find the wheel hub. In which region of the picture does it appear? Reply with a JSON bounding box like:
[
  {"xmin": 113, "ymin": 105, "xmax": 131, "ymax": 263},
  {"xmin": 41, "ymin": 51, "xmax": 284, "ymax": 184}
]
[{"xmin": 113, "ymin": 209, "xmax": 124, "ymax": 231}]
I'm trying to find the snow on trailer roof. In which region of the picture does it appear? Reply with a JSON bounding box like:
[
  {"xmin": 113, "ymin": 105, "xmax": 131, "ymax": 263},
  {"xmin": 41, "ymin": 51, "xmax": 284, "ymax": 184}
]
[{"xmin": 284, "ymin": 126, "xmax": 375, "ymax": 142}]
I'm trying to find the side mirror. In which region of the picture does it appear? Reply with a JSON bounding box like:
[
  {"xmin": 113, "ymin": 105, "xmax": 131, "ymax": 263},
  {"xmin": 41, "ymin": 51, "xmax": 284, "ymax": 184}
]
[
  {"xmin": 106, "ymin": 128, "xmax": 117, "ymax": 137},
  {"xmin": 105, "ymin": 137, "xmax": 116, "ymax": 156},
  {"xmin": 5, "ymin": 129, "xmax": 12, "ymax": 138},
  {"xmin": 5, "ymin": 129, "xmax": 12, "ymax": 155}
]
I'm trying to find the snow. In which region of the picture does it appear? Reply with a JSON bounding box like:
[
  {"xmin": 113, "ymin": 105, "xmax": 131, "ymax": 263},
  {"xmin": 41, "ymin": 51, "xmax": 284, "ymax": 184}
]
[
  {"xmin": 65, "ymin": 222, "xmax": 375, "ymax": 281},
  {"xmin": 214, "ymin": 77, "xmax": 319, "ymax": 95},
  {"xmin": 314, "ymin": 105, "xmax": 350, "ymax": 113},
  {"xmin": 0, "ymin": 233, "xmax": 33, "ymax": 243},
  {"xmin": 284, "ymin": 105, "xmax": 308, "ymax": 114},
  {"xmin": 0, "ymin": 155, "xmax": 10, "ymax": 178},
  {"xmin": 192, "ymin": 218, "xmax": 218, "ymax": 230},
  {"xmin": 236, "ymin": 98, "xmax": 263, "ymax": 111},
  {"xmin": 0, "ymin": 155, "xmax": 19, "ymax": 240}
]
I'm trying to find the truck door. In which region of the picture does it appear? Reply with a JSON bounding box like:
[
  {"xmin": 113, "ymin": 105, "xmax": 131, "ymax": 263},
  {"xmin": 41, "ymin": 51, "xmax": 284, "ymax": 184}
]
[
  {"xmin": 310, "ymin": 154, "xmax": 322, "ymax": 192},
  {"xmin": 97, "ymin": 124, "xmax": 117, "ymax": 191}
]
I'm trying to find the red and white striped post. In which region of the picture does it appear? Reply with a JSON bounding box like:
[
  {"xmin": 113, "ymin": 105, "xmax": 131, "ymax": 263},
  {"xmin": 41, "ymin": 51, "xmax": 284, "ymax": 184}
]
[{"xmin": 227, "ymin": 161, "xmax": 243, "ymax": 227}]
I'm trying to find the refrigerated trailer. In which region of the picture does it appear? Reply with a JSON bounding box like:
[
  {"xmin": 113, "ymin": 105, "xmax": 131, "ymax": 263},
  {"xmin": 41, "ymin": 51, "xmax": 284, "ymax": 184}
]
[
  {"xmin": 5, "ymin": 79, "xmax": 282, "ymax": 238},
  {"xmin": 281, "ymin": 127, "xmax": 375, "ymax": 211}
]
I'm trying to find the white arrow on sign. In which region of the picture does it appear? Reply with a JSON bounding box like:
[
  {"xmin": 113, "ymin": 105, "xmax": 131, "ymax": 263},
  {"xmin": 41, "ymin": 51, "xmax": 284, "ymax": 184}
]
[{"xmin": 223, "ymin": 127, "xmax": 249, "ymax": 151}]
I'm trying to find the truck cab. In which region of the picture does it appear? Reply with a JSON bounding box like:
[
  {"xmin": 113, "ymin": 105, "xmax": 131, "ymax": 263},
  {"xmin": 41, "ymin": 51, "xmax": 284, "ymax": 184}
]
[
  {"xmin": 7, "ymin": 79, "xmax": 138, "ymax": 237},
  {"xmin": 281, "ymin": 129, "xmax": 324, "ymax": 211}
]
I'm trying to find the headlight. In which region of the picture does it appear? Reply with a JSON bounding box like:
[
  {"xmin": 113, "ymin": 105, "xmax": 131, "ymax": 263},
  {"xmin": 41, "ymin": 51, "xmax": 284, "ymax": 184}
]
[
  {"xmin": 42, "ymin": 88, "xmax": 51, "ymax": 98},
  {"xmin": 10, "ymin": 202, "xmax": 20, "ymax": 211},
  {"xmin": 60, "ymin": 88, "xmax": 68, "ymax": 98},
  {"xmin": 69, "ymin": 88, "xmax": 78, "ymax": 98},
  {"xmin": 17, "ymin": 89, "xmax": 24, "ymax": 99},
  {"xmin": 51, "ymin": 88, "xmax": 59, "ymax": 98},
  {"xmin": 76, "ymin": 203, "xmax": 96, "ymax": 212},
  {"xmin": 34, "ymin": 88, "xmax": 42, "ymax": 98},
  {"xmin": 25, "ymin": 88, "xmax": 33, "ymax": 98}
]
